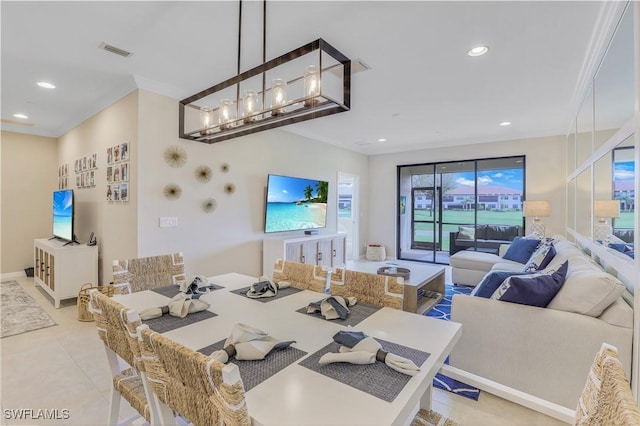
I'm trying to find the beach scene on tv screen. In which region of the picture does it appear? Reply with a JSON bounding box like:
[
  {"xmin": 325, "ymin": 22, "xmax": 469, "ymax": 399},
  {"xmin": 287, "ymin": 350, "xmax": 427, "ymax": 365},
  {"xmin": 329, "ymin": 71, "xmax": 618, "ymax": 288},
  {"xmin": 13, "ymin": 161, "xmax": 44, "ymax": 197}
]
[
  {"xmin": 53, "ymin": 191, "xmax": 73, "ymax": 239},
  {"xmin": 266, "ymin": 175, "xmax": 328, "ymax": 232}
]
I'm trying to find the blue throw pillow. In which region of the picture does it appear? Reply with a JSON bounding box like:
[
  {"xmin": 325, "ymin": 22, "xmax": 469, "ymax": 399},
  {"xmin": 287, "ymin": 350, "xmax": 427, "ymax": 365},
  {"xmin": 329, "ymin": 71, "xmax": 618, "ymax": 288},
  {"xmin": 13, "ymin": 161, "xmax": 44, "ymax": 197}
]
[
  {"xmin": 522, "ymin": 244, "xmax": 557, "ymax": 272},
  {"xmin": 473, "ymin": 271, "xmax": 531, "ymax": 298},
  {"xmin": 502, "ymin": 237, "xmax": 541, "ymax": 264},
  {"xmin": 609, "ymin": 243, "xmax": 635, "ymax": 259},
  {"xmin": 492, "ymin": 261, "xmax": 569, "ymax": 307}
]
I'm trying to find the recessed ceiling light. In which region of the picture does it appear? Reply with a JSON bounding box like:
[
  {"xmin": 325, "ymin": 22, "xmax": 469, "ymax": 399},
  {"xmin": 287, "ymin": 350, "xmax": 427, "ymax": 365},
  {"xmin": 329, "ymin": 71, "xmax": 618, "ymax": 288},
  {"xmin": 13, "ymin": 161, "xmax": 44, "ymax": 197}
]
[
  {"xmin": 378, "ymin": 138, "xmax": 387, "ymax": 142},
  {"xmin": 467, "ymin": 45, "xmax": 489, "ymax": 57},
  {"xmin": 13, "ymin": 113, "xmax": 28, "ymax": 119},
  {"xmin": 499, "ymin": 121, "xmax": 511, "ymax": 126},
  {"xmin": 37, "ymin": 81, "xmax": 56, "ymax": 89}
]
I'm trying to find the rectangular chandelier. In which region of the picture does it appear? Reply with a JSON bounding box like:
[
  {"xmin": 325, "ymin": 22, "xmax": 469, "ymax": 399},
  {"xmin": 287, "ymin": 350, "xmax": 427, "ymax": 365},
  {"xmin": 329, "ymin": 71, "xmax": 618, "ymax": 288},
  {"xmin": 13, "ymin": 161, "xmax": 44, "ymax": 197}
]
[{"xmin": 179, "ymin": 38, "xmax": 351, "ymax": 144}]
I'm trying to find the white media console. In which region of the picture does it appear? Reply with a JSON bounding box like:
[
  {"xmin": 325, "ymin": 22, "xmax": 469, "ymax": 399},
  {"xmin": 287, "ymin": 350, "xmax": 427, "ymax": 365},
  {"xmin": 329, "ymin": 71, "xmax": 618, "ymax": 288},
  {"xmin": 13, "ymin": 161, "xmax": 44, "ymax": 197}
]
[
  {"xmin": 34, "ymin": 238, "xmax": 98, "ymax": 308},
  {"xmin": 262, "ymin": 233, "xmax": 346, "ymax": 277}
]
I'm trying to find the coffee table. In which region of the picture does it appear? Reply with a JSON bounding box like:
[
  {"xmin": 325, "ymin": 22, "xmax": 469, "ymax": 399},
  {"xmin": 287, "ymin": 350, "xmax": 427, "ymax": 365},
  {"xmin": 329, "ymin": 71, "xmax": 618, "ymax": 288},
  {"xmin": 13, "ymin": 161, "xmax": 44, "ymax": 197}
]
[{"xmin": 345, "ymin": 260, "xmax": 446, "ymax": 314}]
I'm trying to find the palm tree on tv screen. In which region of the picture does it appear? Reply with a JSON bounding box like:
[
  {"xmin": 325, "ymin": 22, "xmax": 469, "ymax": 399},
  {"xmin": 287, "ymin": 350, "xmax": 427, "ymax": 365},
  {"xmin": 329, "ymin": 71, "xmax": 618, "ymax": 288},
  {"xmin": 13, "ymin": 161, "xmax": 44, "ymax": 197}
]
[
  {"xmin": 316, "ymin": 181, "xmax": 328, "ymax": 203},
  {"xmin": 304, "ymin": 185, "xmax": 313, "ymax": 202}
]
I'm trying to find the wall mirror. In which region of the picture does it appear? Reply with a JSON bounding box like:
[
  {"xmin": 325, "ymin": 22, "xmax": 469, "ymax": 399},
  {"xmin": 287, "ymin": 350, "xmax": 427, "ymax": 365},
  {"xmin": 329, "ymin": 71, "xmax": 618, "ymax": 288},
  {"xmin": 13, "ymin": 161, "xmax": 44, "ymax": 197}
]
[
  {"xmin": 576, "ymin": 168, "xmax": 592, "ymax": 238},
  {"xmin": 594, "ymin": 1, "xmax": 635, "ymax": 151},
  {"xmin": 567, "ymin": 122, "xmax": 577, "ymax": 174},
  {"xmin": 567, "ymin": 176, "xmax": 576, "ymax": 240},
  {"xmin": 576, "ymin": 86, "xmax": 594, "ymax": 166},
  {"xmin": 612, "ymin": 137, "xmax": 635, "ymax": 240}
]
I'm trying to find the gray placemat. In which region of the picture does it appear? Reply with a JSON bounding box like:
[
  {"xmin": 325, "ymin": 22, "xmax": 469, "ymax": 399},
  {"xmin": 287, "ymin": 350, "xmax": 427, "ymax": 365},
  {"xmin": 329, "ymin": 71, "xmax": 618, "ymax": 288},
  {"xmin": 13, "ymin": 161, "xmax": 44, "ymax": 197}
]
[
  {"xmin": 150, "ymin": 283, "xmax": 224, "ymax": 298},
  {"xmin": 299, "ymin": 338, "xmax": 430, "ymax": 402},
  {"xmin": 198, "ymin": 340, "xmax": 307, "ymax": 391},
  {"xmin": 230, "ymin": 285, "xmax": 303, "ymax": 302},
  {"xmin": 295, "ymin": 302, "xmax": 381, "ymax": 327},
  {"xmin": 143, "ymin": 310, "xmax": 218, "ymax": 333}
]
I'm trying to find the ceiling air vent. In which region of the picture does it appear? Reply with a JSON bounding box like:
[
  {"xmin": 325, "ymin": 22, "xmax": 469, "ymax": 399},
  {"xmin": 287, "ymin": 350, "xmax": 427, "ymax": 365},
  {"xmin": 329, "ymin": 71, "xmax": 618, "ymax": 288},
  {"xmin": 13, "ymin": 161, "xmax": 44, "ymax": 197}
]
[{"xmin": 99, "ymin": 42, "xmax": 133, "ymax": 58}]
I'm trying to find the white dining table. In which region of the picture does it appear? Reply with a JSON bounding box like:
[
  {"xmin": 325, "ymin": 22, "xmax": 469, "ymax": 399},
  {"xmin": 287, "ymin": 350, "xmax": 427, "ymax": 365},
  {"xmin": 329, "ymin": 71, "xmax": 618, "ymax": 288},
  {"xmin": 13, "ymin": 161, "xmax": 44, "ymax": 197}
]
[{"xmin": 114, "ymin": 272, "xmax": 462, "ymax": 426}]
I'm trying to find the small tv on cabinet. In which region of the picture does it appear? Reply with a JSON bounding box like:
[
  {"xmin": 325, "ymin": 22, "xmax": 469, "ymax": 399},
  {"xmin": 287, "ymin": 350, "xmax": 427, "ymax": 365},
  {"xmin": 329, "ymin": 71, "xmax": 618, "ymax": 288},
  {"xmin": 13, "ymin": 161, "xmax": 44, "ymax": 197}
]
[
  {"xmin": 52, "ymin": 189, "xmax": 74, "ymax": 242},
  {"xmin": 264, "ymin": 174, "xmax": 328, "ymax": 233}
]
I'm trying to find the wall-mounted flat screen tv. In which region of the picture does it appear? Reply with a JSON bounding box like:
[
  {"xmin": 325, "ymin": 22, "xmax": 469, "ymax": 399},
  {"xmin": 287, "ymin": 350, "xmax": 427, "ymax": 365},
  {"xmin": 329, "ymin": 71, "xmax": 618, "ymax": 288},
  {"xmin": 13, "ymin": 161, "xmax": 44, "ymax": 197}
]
[
  {"xmin": 264, "ymin": 174, "xmax": 328, "ymax": 233},
  {"xmin": 53, "ymin": 189, "xmax": 74, "ymax": 242}
]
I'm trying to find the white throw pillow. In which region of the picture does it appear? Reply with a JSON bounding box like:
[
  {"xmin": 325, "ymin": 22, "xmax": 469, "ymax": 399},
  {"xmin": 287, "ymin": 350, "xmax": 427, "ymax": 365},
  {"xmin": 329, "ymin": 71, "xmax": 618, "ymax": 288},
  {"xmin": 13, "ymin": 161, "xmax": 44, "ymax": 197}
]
[
  {"xmin": 547, "ymin": 269, "xmax": 625, "ymax": 317},
  {"xmin": 458, "ymin": 226, "xmax": 475, "ymax": 240}
]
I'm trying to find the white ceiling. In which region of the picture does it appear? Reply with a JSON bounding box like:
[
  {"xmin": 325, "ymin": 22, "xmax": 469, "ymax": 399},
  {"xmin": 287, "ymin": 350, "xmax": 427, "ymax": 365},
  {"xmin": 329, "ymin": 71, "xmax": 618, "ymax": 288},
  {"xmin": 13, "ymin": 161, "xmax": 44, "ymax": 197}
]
[{"xmin": 1, "ymin": 1, "xmax": 605, "ymax": 155}]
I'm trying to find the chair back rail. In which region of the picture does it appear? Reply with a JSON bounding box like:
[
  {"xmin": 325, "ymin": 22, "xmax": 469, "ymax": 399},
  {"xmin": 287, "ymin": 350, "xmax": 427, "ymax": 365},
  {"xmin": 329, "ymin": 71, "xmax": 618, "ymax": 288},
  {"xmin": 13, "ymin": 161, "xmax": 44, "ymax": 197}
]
[
  {"xmin": 112, "ymin": 252, "xmax": 185, "ymax": 294},
  {"xmin": 272, "ymin": 259, "xmax": 327, "ymax": 293},
  {"xmin": 88, "ymin": 290, "xmax": 157, "ymax": 424},
  {"xmin": 137, "ymin": 324, "xmax": 251, "ymax": 426},
  {"xmin": 575, "ymin": 343, "xmax": 640, "ymax": 425},
  {"xmin": 330, "ymin": 268, "xmax": 404, "ymax": 309}
]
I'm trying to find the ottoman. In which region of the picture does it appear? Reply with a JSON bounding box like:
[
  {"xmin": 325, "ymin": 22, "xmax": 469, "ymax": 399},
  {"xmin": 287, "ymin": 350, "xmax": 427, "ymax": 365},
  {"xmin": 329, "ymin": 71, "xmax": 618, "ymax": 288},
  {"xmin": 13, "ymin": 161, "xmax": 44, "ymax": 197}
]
[{"xmin": 449, "ymin": 250, "xmax": 522, "ymax": 286}]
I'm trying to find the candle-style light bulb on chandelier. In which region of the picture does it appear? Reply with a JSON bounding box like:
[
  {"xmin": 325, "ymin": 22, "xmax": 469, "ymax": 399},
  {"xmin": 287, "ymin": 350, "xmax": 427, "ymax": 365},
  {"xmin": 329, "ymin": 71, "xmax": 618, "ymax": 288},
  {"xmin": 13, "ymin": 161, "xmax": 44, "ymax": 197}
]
[{"xmin": 179, "ymin": 0, "xmax": 351, "ymax": 144}]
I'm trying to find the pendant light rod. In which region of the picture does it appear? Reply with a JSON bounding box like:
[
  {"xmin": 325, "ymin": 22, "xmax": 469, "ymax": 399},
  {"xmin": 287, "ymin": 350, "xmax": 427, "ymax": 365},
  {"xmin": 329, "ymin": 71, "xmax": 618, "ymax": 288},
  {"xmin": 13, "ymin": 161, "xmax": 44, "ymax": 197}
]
[
  {"xmin": 261, "ymin": 0, "xmax": 267, "ymax": 117},
  {"xmin": 236, "ymin": 0, "xmax": 242, "ymax": 119}
]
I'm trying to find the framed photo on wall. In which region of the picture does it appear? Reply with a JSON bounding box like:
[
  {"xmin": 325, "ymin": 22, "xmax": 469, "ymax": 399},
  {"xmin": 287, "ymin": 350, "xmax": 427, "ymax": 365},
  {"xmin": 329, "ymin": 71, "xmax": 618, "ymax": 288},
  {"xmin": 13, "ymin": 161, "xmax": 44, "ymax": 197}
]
[{"xmin": 120, "ymin": 183, "xmax": 129, "ymax": 201}]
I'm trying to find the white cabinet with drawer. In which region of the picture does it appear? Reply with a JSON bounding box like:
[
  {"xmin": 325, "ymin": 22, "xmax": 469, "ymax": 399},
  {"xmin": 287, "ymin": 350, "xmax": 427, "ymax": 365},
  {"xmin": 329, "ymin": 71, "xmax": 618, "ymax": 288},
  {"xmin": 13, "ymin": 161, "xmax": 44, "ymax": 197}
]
[{"xmin": 262, "ymin": 233, "xmax": 346, "ymax": 277}]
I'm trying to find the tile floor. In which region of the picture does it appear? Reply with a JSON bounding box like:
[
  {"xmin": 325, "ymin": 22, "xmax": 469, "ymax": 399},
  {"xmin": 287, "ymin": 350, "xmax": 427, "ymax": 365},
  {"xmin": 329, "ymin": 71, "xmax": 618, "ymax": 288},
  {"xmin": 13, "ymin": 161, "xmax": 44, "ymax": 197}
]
[{"xmin": 1, "ymin": 276, "xmax": 568, "ymax": 425}]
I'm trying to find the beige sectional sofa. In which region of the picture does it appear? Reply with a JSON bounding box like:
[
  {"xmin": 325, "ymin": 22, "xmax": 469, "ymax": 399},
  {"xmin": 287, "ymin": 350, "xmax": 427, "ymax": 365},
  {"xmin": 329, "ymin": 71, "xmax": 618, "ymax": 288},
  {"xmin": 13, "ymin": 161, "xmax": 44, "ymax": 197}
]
[{"xmin": 448, "ymin": 236, "xmax": 634, "ymax": 409}]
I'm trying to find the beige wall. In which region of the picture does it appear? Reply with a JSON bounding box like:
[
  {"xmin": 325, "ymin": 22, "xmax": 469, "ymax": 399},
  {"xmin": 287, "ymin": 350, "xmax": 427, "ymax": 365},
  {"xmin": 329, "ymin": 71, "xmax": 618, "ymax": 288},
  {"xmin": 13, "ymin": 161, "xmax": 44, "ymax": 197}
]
[
  {"xmin": 137, "ymin": 90, "xmax": 370, "ymax": 278},
  {"xmin": 1, "ymin": 90, "xmax": 568, "ymax": 282},
  {"xmin": 1, "ymin": 131, "xmax": 58, "ymax": 275},
  {"xmin": 368, "ymin": 135, "xmax": 567, "ymax": 258},
  {"xmin": 57, "ymin": 91, "xmax": 139, "ymax": 284}
]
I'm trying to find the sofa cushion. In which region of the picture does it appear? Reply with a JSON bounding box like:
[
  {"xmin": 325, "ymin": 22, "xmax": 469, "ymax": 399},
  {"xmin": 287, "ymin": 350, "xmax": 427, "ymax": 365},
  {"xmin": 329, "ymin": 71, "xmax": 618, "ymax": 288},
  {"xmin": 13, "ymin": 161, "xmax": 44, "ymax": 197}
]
[
  {"xmin": 613, "ymin": 228, "xmax": 634, "ymax": 243},
  {"xmin": 486, "ymin": 225, "xmax": 520, "ymax": 241},
  {"xmin": 522, "ymin": 244, "xmax": 556, "ymax": 272},
  {"xmin": 547, "ymin": 269, "xmax": 626, "ymax": 317},
  {"xmin": 490, "ymin": 262, "xmax": 525, "ymax": 273},
  {"xmin": 449, "ymin": 250, "xmax": 514, "ymax": 273},
  {"xmin": 472, "ymin": 271, "xmax": 531, "ymax": 298},
  {"xmin": 502, "ymin": 237, "xmax": 540, "ymax": 264},
  {"xmin": 475, "ymin": 224, "xmax": 488, "ymax": 240},
  {"xmin": 492, "ymin": 261, "xmax": 568, "ymax": 307},
  {"xmin": 598, "ymin": 297, "xmax": 634, "ymax": 328}
]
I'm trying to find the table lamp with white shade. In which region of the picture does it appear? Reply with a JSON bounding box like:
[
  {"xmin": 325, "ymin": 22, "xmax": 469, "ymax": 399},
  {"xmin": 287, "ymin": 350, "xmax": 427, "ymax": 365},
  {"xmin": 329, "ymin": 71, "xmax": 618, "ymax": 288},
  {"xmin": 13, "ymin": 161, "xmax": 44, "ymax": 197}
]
[
  {"xmin": 594, "ymin": 200, "xmax": 620, "ymax": 241},
  {"xmin": 523, "ymin": 200, "xmax": 550, "ymax": 236}
]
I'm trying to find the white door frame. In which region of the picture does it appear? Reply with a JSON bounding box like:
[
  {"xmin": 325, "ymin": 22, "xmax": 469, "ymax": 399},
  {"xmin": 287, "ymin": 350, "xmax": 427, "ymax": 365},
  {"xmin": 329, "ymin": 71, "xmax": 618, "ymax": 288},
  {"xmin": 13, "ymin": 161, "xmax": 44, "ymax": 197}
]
[{"xmin": 337, "ymin": 172, "xmax": 359, "ymax": 261}]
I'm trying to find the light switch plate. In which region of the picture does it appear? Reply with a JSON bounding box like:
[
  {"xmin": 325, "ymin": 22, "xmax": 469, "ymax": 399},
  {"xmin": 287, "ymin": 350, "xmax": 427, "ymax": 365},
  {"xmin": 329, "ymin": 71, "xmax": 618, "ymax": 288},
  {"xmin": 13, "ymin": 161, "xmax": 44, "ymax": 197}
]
[{"xmin": 159, "ymin": 216, "xmax": 178, "ymax": 228}]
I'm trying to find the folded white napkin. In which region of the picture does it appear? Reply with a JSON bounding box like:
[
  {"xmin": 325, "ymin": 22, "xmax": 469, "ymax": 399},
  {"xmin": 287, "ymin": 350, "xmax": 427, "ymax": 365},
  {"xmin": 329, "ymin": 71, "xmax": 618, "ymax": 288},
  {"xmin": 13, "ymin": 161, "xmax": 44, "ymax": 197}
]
[
  {"xmin": 246, "ymin": 276, "xmax": 291, "ymax": 299},
  {"xmin": 319, "ymin": 335, "xmax": 420, "ymax": 376},
  {"xmin": 179, "ymin": 275, "xmax": 212, "ymax": 296},
  {"xmin": 210, "ymin": 323, "xmax": 295, "ymax": 363},
  {"xmin": 139, "ymin": 293, "xmax": 210, "ymax": 320},
  {"xmin": 307, "ymin": 296, "xmax": 357, "ymax": 320}
]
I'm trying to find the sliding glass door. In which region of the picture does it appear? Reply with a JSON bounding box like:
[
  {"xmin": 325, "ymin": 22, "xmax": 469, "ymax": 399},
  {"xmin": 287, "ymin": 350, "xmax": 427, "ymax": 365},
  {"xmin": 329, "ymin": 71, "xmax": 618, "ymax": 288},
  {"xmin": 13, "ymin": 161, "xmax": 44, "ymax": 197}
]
[{"xmin": 398, "ymin": 156, "xmax": 525, "ymax": 264}]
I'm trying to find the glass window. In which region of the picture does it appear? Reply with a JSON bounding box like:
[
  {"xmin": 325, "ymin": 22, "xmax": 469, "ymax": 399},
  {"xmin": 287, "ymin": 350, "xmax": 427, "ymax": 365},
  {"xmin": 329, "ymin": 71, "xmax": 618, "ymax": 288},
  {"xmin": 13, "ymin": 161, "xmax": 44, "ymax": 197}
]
[{"xmin": 397, "ymin": 156, "xmax": 525, "ymax": 264}]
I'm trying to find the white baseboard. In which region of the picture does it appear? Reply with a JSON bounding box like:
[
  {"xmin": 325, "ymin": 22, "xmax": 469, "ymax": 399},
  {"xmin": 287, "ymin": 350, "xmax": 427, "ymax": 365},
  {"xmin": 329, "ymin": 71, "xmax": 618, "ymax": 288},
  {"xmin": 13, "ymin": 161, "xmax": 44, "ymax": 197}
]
[
  {"xmin": 1, "ymin": 271, "xmax": 27, "ymax": 280},
  {"xmin": 440, "ymin": 365, "xmax": 575, "ymax": 424}
]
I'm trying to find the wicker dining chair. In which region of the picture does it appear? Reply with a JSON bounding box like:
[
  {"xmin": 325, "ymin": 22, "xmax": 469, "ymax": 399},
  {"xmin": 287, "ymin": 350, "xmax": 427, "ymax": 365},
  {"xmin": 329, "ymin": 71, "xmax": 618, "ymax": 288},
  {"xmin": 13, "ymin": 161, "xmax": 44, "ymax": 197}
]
[
  {"xmin": 112, "ymin": 252, "xmax": 185, "ymax": 294},
  {"xmin": 329, "ymin": 268, "xmax": 405, "ymax": 309},
  {"xmin": 136, "ymin": 324, "xmax": 252, "ymax": 426},
  {"xmin": 272, "ymin": 259, "xmax": 327, "ymax": 293},
  {"xmin": 575, "ymin": 343, "xmax": 640, "ymax": 425},
  {"xmin": 411, "ymin": 408, "xmax": 461, "ymax": 426},
  {"xmin": 89, "ymin": 290, "xmax": 158, "ymax": 425}
]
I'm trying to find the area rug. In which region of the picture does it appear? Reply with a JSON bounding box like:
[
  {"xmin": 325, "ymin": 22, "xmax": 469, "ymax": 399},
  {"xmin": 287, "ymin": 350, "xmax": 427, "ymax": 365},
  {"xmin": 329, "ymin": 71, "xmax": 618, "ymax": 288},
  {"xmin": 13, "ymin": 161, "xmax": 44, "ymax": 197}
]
[
  {"xmin": 426, "ymin": 283, "xmax": 480, "ymax": 400},
  {"xmin": 1, "ymin": 280, "xmax": 57, "ymax": 338}
]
